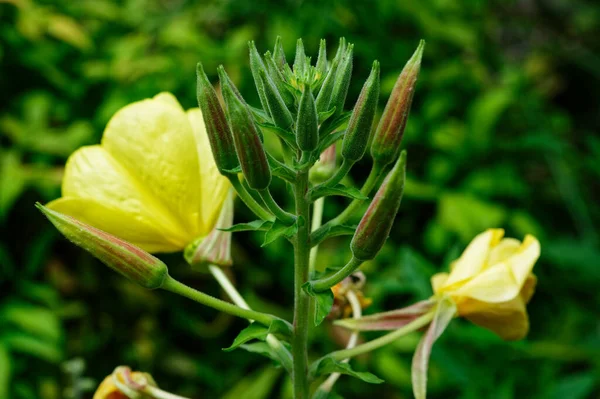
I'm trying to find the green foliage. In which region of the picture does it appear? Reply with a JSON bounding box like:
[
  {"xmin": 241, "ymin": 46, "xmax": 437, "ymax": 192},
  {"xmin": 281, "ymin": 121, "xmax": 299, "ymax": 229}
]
[{"xmin": 1, "ymin": 0, "xmax": 599, "ymax": 398}]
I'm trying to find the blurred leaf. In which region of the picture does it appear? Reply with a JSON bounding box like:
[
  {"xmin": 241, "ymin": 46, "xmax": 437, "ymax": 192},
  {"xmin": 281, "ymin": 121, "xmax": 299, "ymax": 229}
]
[
  {"xmin": 222, "ymin": 366, "xmax": 281, "ymax": 399},
  {"xmin": 1, "ymin": 332, "xmax": 62, "ymax": 363},
  {"xmin": 309, "ymin": 357, "xmax": 384, "ymax": 384},
  {"xmin": 0, "ymin": 343, "xmax": 10, "ymax": 399},
  {"xmin": 0, "ymin": 301, "xmax": 62, "ymax": 343}
]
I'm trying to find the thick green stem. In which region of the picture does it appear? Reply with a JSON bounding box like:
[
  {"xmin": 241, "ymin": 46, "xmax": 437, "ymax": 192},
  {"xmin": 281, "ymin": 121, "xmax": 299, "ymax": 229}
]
[
  {"xmin": 161, "ymin": 275, "xmax": 276, "ymax": 326},
  {"xmin": 292, "ymin": 169, "xmax": 311, "ymax": 399},
  {"xmin": 259, "ymin": 188, "xmax": 297, "ymax": 224},
  {"xmin": 227, "ymin": 175, "xmax": 274, "ymax": 221},
  {"xmin": 310, "ymin": 256, "xmax": 363, "ymax": 292},
  {"xmin": 330, "ymin": 312, "xmax": 435, "ymax": 361}
]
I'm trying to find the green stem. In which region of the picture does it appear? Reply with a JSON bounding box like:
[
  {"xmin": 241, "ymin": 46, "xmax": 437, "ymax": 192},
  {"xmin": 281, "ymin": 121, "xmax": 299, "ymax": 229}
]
[
  {"xmin": 259, "ymin": 189, "xmax": 297, "ymax": 224},
  {"xmin": 328, "ymin": 162, "xmax": 383, "ymax": 225},
  {"xmin": 308, "ymin": 197, "xmax": 325, "ymax": 275},
  {"xmin": 314, "ymin": 158, "xmax": 353, "ymax": 192},
  {"xmin": 208, "ymin": 265, "xmax": 293, "ymax": 374},
  {"xmin": 292, "ymin": 169, "xmax": 311, "ymax": 399},
  {"xmin": 310, "ymin": 256, "xmax": 363, "ymax": 292},
  {"xmin": 161, "ymin": 275, "xmax": 276, "ymax": 326},
  {"xmin": 227, "ymin": 175, "xmax": 274, "ymax": 221},
  {"xmin": 330, "ymin": 312, "xmax": 435, "ymax": 361}
]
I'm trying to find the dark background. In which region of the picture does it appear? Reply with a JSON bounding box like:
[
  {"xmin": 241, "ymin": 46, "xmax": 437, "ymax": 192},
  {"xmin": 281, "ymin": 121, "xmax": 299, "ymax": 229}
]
[{"xmin": 1, "ymin": 0, "xmax": 599, "ymax": 398}]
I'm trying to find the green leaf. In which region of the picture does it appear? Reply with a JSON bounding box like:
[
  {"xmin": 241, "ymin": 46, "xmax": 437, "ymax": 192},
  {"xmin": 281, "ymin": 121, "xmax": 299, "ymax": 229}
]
[
  {"xmin": 224, "ymin": 319, "xmax": 292, "ymax": 352},
  {"xmin": 317, "ymin": 130, "xmax": 345, "ymax": 154},
  {"xmin": 219, "ymin": 220, "xmax": 273, "ymax": 232},
  {"xmin": 302, "ymin": 283, "xmax": 333, "ymax": 326},
  {"xmin": 1, "ymin": 332, "xmax": 63, "ymax": 363},
  {"xmin": 310, "ymin": 224, "xmax": 356, "ymax": 248},
  {"xmin": 267, "ymin": 153, "xmax": 296, "ymax": 183},
  {"xmin": 258, "ymin": 122, "xmax": 297, "ymax": 149},
  {"xmin": 310, "ymin": 184, "xmax": 368, "ymax": 202},
  {"xmin": 319, "ymin": 111, "xmax": 352, "ymax": 137},
  {"xmin": 318, "ymin": 107, "xmax": 336, "ymax": 124},
  {"xmin": 309, "ymin": 357, "xmax": 384, "ymax": 384},
  {"xmin": 262, "ymin": 220, "xmax": 298, "ymax": 247},
  {"xmin": 0, "ymin": 301, "xmax": 62, "ymax": 343}
]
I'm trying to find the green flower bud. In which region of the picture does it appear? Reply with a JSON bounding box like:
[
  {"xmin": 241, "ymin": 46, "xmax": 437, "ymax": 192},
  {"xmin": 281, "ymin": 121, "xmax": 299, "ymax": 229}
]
[
  {"xmin": 370, "ymin": 41, "xmax": 424, "ymax": 168},
  {"xmin": 249, "ymin": 41, "xmax": 271, "ymax": 115},
  {"xmin": 196, "ymin": 63, "xmax": 240, "ymax": 174},
  {"xmin": 314, "ymin": 39, "xmax": 328, "ymax": 82},
  {"xmin": 296, "ymin": 85, "xmax": 319, "ymax": 151},
  {"xmin": 258, "ymin": 67, "xmax": 294, "ymax": 130},
  {"xmin": 315, "ymin": 56, "xmax": 340, "ymax": 113},
  {"xmin": 218, "ymin": 66, "xmax": 271, "ymax": 190},
  {"xmin": 341, "ymin": 60, "xmax": 380, "ymax": 163},
  {"xmin": 350, "ymin": 151, "xmax": 407, "ymax": 261},
  {"xmin": 37, "ymin": 203, "xmax": 167, "ymax": 289},
  {"xmin": 293, "ymin": 38, "xmax": 307, "ymax": 79},
  {"xmin": 264, "ymin": 51, "xmax": 296, "ymax": 109},
  {"xmin": 329, "ymin": 44, "xmax": 354, "ymax": 117},
  {"xmin": 273, "ymin": 36, "xmax": 288, "ymax": 71}
]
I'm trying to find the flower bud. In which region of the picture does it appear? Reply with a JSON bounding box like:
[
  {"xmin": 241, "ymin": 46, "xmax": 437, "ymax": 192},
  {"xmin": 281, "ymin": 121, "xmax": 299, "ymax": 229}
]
[
  {"xmin": 329, "ymin": 44, "xmax": 354, "ymax": 117},
  {"xmin": 249, "ymin": 41, "xmax": 271, "ymax": 115},
  {"xmin": 341, "ymin": 60, "xmax": 380, "ymax": 163},
  {"xmin": 350, "ymin": 151, "xmax": 407, "ymax": 261},
  {"xmin": 218, "ymin": 66, "xmax": 271, "ymax": 190},
  {"xmin": 273, "ymin": 36, "xmax": 288, "ymax": 71},
  {"xmin": 296, "ymin": 86, "xmax": 319, "ymax": 151},
  {"xmin": 309, "ymin": 144, "xmax": 337, "ymax": 184},
  {"xmin": 185, "ymin": 190, "xmax": 234, "ymax": 269},
  {"xmin": 293, "ymin": 38, "xmax": 307, "ymax": 80},
  {"xmin": 37, "ymin": 203, "xmax": 168, "ymax": 289},
  {"xmin": 314, "ymin": 39, "xmax": 328, "ymax": 82},
  {"xmin": 315, "ymin": 38, "xmax": 345, "ymax": 113},
  {"xmin": 258, "ymin": 67, "xmax": 294, "ymax": 130},
  {"xmin": 370, "ymin": 40, "xmax": 424, "ymax": 168},
  {"xmin": 264, "ymin": 51, "xmax": 296, "ymax": 109},
  {"xmin": 196, "ymin": 63, "xmax": 240, "ymax": 174}
]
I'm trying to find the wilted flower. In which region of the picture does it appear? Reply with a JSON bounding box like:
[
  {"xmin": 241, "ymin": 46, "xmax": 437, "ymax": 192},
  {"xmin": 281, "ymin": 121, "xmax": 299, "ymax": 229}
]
[
  {"xmin": 47, "ymin": 93, "xmax": 230, "ymax": 253},
  {"xmin": 431, "ymin": 228, "xmax": 540, "ymax": 340},
  {"xmin": 93, "ymin": 367, "xmax": 157, "ymax": 399},
  {"xmin": 329, "ymin": 272, "xmax": 372, "ymax": 320}
]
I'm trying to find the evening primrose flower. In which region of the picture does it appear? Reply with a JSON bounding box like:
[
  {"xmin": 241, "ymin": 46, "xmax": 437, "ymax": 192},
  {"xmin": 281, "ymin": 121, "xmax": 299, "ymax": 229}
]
[
  {"xmin": 431, "ymin": 228, "xmax": 540, "ymax": 340},
  {"xmin": 47, "ymin": 93, "xmax": 230, "ymax": 253}
]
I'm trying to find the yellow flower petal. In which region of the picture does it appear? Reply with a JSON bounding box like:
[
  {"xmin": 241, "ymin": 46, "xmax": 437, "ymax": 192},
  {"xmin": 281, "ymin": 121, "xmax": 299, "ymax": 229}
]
[
  {"xmin": 58, "ymin": 145, "xmax": 189, "ymax": 249},
  {"xmin": 93, "ymin": 375, "xmax": 126, "ymax": 399},
  {"xmin": 452, "ymin": 262, "xmax": 520, "ymax": 303},
  {"xmin": 153, "ymin": 92, "xmax": 184, "ymax": 111},
  {"xmin": 187, "ymin": 108, "xmax": 230, "ymax": 233},
  {"xmin": 458, "ymin": 294, "xmax": 530, "ymax": 341},
  {"xmin": 48, "ymin": 197, "xmax": 182, "ymax": 253},
  {"xmin": 505, "ymin": 235, "xmax": 540, "ymax": 288},
  {"xmin": 430, "ymin": 272, "xmax": 449, "ymax": 294},
  {"xmin": 101, "ymin": 93, "xmax": 202, "ymax": 238},
  {"xmin": 443, "ymin": 229, "xmax": 504, "ymax": 288},
  {"xmin": 487, "ymin": 237, "xmax": 521, "ymax": 266}
]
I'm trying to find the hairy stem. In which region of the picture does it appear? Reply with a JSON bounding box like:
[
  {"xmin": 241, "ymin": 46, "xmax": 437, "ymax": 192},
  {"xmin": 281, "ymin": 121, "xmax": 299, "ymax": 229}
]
[
  {"xmin": 227, "ymin": 175, "xmax": 274, "ymax": 221},
  {"xmin": 259, "ymin": 188, "xmax": 297, "ymax": 224},
  {"xmin": 292, "ymin": 168, "xmax": 311, "ymax": 399},
  {"xmin": 310, "ymin": 256, "xmax": 363, "ymax": 292},
  {"xmin": 161, "ymin": 275, "xmax": 276, "ymax": 326},
  {"xmin": 330, "ymin": 312, "xmax": 435, "ymax": 361}
]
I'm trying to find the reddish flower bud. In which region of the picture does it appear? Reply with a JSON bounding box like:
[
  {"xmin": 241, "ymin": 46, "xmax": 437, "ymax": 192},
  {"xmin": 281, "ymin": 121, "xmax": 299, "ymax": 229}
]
[
  {"xmin": 309, "ymin": 144, "xmax": 337, "ymax": 184},
  {"xmin": 341, "ymin": 60, "xmax": 380, "ymax": 163},
  {"xmin": 370, "ymin": 41, "xmax": 424, "ymax": 168},
  {"xmin": 37, "ymin": 203, "xmax": 168, "ymax": 289},
  {"xmin": 350, "ymin": 150, "xmax": 407, "ymax": 261},
  {"xmin": 218, "ymin": 66, "xmax": 271, "ymax": 190},
  {"xmin": 196, "ymin": 63, "xmax": 240, "ymax": 173}
]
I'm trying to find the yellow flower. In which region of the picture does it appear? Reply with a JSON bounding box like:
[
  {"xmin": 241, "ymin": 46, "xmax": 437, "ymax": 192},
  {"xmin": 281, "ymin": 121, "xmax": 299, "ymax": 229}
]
[
  {"xmin": 431, "ymin": 228, "xmax": 541, "ymax": 340},
  {"xmin": 93, "ymin": 370, "xmax": 155, "ymax": 399},
  {"xmin": 48, "ymin": 93, "xmax": 230, "ymax": 253}
]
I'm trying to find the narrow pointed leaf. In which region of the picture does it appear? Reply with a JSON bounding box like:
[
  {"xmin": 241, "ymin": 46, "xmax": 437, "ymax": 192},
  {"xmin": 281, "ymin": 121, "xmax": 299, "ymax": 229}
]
[
  {"xmin": 310, "ymin": 184, "xmax": 368, "ymax": 202},
  {"xmin": 302, "ymin": 282, "xmax": 334, "ymax": 326},
  {"xmin": 219, "ymin": 220, "xmax": 273, "ymax": 233},
  {"xmin": 309, "ymin": 357, "xmax": 384, "ymax": 384}
]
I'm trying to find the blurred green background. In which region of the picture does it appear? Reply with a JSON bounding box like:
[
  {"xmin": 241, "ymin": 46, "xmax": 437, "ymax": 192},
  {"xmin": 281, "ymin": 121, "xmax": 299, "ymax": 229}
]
[{"xmin": 1, "ymin": 0, "xmax": 599, "ymax": 398}]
